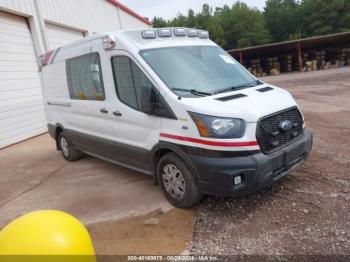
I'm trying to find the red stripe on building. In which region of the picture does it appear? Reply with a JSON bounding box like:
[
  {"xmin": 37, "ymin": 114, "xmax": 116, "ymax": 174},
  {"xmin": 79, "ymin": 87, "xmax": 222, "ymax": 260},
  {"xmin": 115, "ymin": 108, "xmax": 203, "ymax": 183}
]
[
  {"xmin": 108, "ymin": 0, "xmax": 152, "ymax": 25},
  {"xmin": 160, "ymin": 133, "xmax": 258, "ymax": 147}
]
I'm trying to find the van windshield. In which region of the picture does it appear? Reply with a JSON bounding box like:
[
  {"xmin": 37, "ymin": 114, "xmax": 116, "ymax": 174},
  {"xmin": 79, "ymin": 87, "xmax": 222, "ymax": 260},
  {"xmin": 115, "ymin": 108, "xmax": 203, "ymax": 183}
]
[{"xmin": 139, "ymin": 46, "xmax": 258, "ymax": 97}]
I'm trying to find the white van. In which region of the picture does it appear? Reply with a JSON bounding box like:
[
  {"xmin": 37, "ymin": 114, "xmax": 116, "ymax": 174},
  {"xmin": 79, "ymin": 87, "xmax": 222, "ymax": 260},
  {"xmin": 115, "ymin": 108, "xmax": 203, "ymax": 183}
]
[{"xmin": 40, "ymin": 28, "xmax": 313, "ymax": 208}]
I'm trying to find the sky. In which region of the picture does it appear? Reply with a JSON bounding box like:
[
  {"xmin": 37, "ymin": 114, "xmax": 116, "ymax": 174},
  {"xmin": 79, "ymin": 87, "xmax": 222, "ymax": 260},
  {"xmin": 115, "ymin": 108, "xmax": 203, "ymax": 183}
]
[{"xmin": 124, "ymin": 0, "xmax": 266, "ymax": 20}]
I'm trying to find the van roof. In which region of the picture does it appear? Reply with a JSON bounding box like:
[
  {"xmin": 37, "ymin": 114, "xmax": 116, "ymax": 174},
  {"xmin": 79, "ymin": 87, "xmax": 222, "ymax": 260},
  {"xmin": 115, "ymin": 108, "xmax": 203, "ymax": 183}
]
[
  {"xmin": 57, "ymin": 28, "xmax": 213, "ymax": 50},
  {"xmin": 40, "ymin": 28, "xmax": 214, "ymax": 66}
]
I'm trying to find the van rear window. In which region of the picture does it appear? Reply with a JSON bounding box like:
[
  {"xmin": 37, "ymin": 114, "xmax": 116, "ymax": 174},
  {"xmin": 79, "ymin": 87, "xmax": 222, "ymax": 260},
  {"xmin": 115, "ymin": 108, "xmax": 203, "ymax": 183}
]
[{"xmin": 66, "ymin": 52, "xmax": 105, "ymax": 101}]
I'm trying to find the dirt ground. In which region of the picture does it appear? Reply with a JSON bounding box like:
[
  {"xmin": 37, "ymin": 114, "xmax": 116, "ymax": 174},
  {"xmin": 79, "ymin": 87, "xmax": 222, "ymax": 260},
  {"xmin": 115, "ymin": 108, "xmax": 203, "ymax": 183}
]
[
  {"xmin": 0, "ymin": 135, "xmax": 175, "ymax": 227},
  {"xmin": 189, "ymin": 67, "xmax": 350, "ymax": 256},
  {"xmin": 0, "ymin": 123, "xmax": 195, "ymax": 256},
  {"xmin": 88, "ymin": 208, "xmax": 195, "ymax": 255}
]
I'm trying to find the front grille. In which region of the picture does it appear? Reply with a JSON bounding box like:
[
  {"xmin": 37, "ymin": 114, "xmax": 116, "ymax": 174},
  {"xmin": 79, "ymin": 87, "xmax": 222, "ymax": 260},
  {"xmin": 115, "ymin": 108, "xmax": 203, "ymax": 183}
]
[{"xmin": 256, "ymin": 107, "xmax": 303, "ymax": 154}]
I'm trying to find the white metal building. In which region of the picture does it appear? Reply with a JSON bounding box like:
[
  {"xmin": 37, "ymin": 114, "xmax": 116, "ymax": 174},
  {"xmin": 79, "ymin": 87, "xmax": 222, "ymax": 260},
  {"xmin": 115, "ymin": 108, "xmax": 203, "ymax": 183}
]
[{"xmin": 0, "ymin": 0, "xmax": 151, "ymax": 148}]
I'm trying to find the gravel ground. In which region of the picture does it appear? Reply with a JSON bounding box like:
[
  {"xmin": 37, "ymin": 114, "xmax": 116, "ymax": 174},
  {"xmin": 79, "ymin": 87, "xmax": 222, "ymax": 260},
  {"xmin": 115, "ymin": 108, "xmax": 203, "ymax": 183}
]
[{"xmin": 189, "ymin": 68, "xmax": 350, "ymax": 257}]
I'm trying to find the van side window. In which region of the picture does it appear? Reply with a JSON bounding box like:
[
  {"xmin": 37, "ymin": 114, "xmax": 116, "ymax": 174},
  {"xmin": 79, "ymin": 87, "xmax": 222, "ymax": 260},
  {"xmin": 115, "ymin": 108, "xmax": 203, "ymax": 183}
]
[
  {"xmin": 111, "ymin": 56, "xmax": 154, "ymax": 110},
  {"xmin": 66, "ymin": 52, "xmax": 105, "ymax": 101}
]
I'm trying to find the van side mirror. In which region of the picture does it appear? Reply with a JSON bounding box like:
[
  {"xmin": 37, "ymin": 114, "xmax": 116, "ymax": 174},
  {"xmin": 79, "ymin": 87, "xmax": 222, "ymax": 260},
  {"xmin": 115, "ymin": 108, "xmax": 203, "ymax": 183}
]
[
  {"xmin": 140, "ymin": 86, "xmax": 157, "ymax": 115},
  {"xmin": 140, "ymin": 86, "xmax": 176, "ymax": 119}
]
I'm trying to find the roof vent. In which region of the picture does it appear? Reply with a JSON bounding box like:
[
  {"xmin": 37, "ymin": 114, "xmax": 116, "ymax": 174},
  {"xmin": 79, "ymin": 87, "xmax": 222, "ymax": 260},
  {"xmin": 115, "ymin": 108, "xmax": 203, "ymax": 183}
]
[
  {"xmin": 257, "ymin": 86, "xmax": 274, "ymax": 92},
  {"xmin": 216, "ymin": 93, "xmax": 247, "ymax": 102}
]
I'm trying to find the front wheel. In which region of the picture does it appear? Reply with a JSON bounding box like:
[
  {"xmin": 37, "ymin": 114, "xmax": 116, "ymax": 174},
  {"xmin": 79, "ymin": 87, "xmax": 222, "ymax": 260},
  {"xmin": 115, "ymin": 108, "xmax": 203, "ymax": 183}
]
[
  {"xmin": 58, "ymin": 132, "xmax": 83, "ymax": 162},
  {"xmin": 157, "ymin": 153, "xmax": 202, "ymax": 208}
]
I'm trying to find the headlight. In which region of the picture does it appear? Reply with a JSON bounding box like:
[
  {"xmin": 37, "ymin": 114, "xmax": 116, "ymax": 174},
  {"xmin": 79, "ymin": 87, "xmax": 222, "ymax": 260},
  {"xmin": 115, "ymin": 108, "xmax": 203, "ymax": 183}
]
[{"xmin": 189, "ymin": 112, "xmax": 245, "ymax": 138}]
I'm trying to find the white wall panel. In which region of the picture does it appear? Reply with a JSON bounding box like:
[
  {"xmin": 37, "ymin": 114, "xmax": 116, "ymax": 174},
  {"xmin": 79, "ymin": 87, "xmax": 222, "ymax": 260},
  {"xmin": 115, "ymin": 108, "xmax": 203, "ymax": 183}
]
[
  {"xmin": 0, "ymin": 0, "xmax": 35, "ymax": 16},
  {"xmin": 119, "ymin": 8, "xmax": 149, "ymax": 29},
  {"xmin": 0, "ymin": 11, "xmax": 46, "ymax": 148},
  {"xmin": 38, "ymin": 0, "xmax": 122, "ymax": 33},
  {"xmin": 46, "ymin": 23, "xmax": 84, "ymax": 49},
  {"xmin": 0, "ymin": 0, "xmax": 150, "ymax": 148}
]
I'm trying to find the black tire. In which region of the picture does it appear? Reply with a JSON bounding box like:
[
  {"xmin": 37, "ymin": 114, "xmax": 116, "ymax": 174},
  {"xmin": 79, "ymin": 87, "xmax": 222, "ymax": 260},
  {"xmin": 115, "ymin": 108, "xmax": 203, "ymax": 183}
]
[
  {"xmin": 57, "ymin": 132, "xmax": 83, "ymax": 162},
  {"xmin": 157, "ymin": 153, "xmax": 202, "ymax": 208}
]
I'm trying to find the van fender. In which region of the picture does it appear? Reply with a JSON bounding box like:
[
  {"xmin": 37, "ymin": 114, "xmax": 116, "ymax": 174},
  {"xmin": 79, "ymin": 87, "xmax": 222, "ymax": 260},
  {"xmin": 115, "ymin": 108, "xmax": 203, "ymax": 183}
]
[
  {"xmin": 48, "ymin": 123, "xmax": 65, "ymax": 150},
  {"xmin": 151, "ymin": 141, "xmax": 200, "ymax": 185}
]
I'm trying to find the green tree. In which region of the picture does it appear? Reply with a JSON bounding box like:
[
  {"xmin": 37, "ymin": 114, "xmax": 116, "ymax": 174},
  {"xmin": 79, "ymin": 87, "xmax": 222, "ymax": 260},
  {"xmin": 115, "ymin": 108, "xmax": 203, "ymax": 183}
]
[
  {"xmin": 264, "ymin": 0, "xmax": 302, "ymax": 42},
  {"xmin": 151, "ymin": 0, "xmax": 350, "ymax": 49},
  {"xmin": 196, "ymin": 4, "xmax": 212, "ymax": 29},
  {"xmin": 219, "ymin": 2, "xmax": 271, "ymax": 49},
  {"xmin": 186, "ymin": 9, "xmax": 197, "ymax": 27},
  {"xmin": 193, "ymin": 4, "xmax": 227, "ymax": 46},
  {"xmin": 152, "ymin": 17, "xmax": 168, "ymax": 28},
  {"xmin": 208, "ymin": 16, "xmax": 227, "ymax": 47},
  {"xmin": 300, "ymin": 0, "xmax": 350, "ymax": 37},
  {"xmin": 169, "ymin": 13, "xmax": 188, "ymax": 27}
]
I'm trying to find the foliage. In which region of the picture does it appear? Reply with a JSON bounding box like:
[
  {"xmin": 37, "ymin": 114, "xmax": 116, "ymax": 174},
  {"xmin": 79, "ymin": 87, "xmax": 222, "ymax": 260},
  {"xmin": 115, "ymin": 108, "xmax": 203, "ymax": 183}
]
[
  {"xmin": 300, "ymin": 0, "xmax": 350, "ymax": 36},
  {"xmin": 151, "ymin": 0, "xmax": 350, "ymax": 49},
  {"xmin": 218, "ymin": 2, "xmax": 271, "ymax": 49},
  {"xmin": 264, "ymin": 0, "xmax": 302, "ymax": 42},
  {"xmin": 152, "ymin": 17, "xmax": 168, "ymax": 28}
]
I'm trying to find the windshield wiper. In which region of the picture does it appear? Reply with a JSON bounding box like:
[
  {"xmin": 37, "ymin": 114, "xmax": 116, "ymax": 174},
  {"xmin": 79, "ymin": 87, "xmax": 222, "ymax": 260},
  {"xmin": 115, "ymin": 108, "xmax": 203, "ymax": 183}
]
[
  {"xmin": 213, "ymin": 81, "xmax": 260, "ymax": 95},
  {"xmin": 256, "ymin": 79, "xmax": 264, "ymax": 85},
  {"xmin": 171, "ymin": 88, "xmax": 211, "ymax": 96}
]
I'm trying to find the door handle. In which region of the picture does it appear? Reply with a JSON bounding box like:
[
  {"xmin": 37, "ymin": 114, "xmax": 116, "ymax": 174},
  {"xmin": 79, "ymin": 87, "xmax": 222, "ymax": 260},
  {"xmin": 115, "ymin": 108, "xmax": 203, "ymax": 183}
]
[
  {"xmin": 100, "ymin": 108, "xmax": 108, "ymax": 114},
  {"xmin": 113, "ymin": 111, "xmax": 122, "ymax": 116}
]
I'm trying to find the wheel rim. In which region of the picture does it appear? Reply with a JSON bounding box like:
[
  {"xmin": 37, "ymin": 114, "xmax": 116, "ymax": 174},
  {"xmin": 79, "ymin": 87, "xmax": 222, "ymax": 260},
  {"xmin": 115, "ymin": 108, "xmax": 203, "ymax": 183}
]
[
  {"xmin": 60, "ymin": 137, "xmax": 69, "ymax": 157},
  {"xmin": 162, "ymin": 164, "xmax": 186, "ymax": 201}
]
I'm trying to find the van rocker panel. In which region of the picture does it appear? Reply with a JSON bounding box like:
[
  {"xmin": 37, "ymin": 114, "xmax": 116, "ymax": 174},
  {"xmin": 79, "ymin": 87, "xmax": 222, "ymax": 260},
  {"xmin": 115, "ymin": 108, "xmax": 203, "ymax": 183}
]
[{"xmin": 49, "ymin": 125, "xmax": 153, "ymax": 174}]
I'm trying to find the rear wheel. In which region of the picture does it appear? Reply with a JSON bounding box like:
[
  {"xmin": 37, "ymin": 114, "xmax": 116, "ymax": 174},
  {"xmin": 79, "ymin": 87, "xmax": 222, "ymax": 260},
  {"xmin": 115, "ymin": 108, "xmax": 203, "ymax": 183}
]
[
  {"xmin": 157, "ymin": 153, "xmax": 202, "ymax": 208},
  {"xmin": 58, "ymin": 132, "xmax": 82, "ymax": 161}
]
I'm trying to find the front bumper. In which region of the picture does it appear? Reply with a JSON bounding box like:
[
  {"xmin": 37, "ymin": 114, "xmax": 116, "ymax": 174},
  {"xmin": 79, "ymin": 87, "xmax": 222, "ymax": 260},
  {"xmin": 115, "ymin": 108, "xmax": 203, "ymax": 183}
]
[{"xmin": 191, "ymin": 130, "xmax": 313, "ymax": 197}]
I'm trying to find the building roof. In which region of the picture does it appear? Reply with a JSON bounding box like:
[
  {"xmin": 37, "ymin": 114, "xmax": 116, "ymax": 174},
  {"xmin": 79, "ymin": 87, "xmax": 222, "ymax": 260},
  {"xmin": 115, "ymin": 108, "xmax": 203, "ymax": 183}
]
[
  {"xmin": 108, "ymin": 0, "xmax": 152, "ymax": 26},
  {"xmin": 227, "ymin": 31, "xmax": 350, "ymax": 58}
]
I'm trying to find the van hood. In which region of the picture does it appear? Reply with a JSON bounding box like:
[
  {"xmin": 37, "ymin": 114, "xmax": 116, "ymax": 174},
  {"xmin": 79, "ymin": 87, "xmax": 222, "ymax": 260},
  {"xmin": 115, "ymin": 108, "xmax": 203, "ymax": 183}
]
[{"xmin": 180, "ymin": 85, "xmax": 298, "ymax": 122}]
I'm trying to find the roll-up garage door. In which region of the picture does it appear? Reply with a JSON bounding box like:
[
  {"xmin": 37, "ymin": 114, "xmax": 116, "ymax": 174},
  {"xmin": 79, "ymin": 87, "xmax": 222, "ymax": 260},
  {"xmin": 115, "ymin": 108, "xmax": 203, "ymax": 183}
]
[
  {"xmin": 46, "ymin": 23, "xmax": 84, "ymax": 49},
  {"xmin": 0, "ymin": 11, "xmax": 47, "ymax": 148}
]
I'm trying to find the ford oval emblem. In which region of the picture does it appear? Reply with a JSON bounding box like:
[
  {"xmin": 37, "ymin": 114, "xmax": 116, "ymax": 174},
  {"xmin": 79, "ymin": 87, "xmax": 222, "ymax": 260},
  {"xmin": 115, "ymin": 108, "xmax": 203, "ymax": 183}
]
[{"xmin": 278, "ymin": 120, "xmax": 293, "ymax": 132}]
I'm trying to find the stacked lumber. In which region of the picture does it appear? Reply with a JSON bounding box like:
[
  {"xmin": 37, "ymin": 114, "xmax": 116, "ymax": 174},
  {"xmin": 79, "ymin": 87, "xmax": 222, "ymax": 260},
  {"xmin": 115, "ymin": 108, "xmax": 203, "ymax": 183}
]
[
  {"xmin": 302, "ymin": 53, "xmax": 309, "ymax": 66},
  {"xmin": 315, "ymin": 50, "xmax": 326, "ymax": 69},
  {"xmin": 248, "ymin": 59, "xmax": 263, "ymax": 77},
  {"xmin": 267, "ymin": 57, "xmax": 280, "ymax": 75},
  {"xmin": 336, "ymin": 53, "xmax": 346, "ymax": 67},
  {"xmin": 328, "ymin": 60, "xmax": 340, "ymax": 69},
  {"xmin": 340, "ymin": 48, "xmax": 350, "ymax": 66},
  {"xmin": 305, "ymin": 61, "xmax": 312, "ymax": 72},
  {"xmin": 304, "ymin": 51, "xmax": 326, "ymax": 71},
  {"xmin": 325, "ymin": 47, "xmax": 349, "ymax": 68},
  {"xmin": 292, "ymin": 52, "xmax": 302, "ymax": 71},
  {"xmin": 240, "ymin": 46, "xmax": 350, "ymax": 75},
  {"xmin": 315, "ymin": 50, "xmax": 326, "ymax": 61},
  {"xmin": 270, "ymin": 68, "xmax": 280, "ymax": 76},
  {"xmin": 281, "ymin": 54, "xmax": 293, "ymax": 72}
]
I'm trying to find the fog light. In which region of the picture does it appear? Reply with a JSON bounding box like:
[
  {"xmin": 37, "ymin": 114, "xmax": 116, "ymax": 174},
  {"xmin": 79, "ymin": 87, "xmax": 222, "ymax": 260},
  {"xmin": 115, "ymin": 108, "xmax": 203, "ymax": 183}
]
[{"xmin": 234, "ymin": 175, "xmax": 242, "ymax": 185}]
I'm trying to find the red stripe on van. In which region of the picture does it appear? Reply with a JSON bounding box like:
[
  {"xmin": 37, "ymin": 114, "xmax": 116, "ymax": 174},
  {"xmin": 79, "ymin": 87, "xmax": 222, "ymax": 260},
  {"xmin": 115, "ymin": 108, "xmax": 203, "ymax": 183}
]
[{"xmin": 160, "ymin": 133, "xmax": 258, "ymax": 147}]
